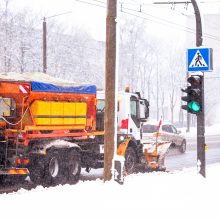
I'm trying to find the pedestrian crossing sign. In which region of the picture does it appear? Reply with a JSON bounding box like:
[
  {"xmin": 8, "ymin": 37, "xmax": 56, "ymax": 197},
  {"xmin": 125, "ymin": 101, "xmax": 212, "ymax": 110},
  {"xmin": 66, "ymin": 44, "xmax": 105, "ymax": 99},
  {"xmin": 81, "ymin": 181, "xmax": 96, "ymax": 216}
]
[{"xmin": 187, "ymin": 48, "xmax": 213, "ymax": 72}]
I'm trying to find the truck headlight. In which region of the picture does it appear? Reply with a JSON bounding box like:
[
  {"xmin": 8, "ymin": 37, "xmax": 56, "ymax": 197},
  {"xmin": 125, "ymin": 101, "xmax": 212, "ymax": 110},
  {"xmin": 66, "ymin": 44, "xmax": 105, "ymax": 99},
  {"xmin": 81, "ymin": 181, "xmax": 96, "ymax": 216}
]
[{"xmin": 119, "ymin": 135, "xmax": 125, "ymax": 141}]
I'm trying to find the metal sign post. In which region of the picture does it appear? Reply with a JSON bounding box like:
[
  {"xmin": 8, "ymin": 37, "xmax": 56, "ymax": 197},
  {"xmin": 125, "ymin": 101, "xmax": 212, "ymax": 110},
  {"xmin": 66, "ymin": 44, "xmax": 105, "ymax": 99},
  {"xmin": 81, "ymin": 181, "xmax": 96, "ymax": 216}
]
[{"xmin": 187, "ymin": 47, "xmax": 213, "ymax": 177}]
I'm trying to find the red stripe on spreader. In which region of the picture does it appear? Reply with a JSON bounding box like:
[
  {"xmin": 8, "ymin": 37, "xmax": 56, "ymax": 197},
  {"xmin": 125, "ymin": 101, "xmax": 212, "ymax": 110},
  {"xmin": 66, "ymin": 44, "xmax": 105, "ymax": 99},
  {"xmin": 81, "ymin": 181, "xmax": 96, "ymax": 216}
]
[{"xmin": 19, "ymin": 85, "xmax": 30, "ymax": 93}]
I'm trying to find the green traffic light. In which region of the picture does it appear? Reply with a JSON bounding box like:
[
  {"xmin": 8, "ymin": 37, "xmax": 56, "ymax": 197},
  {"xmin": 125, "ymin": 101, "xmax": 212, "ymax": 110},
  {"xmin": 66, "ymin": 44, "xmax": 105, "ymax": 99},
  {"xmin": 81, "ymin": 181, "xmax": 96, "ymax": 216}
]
[{"xmin": 187, "ymin": 101, "xmax": 200, "ymax": 112}]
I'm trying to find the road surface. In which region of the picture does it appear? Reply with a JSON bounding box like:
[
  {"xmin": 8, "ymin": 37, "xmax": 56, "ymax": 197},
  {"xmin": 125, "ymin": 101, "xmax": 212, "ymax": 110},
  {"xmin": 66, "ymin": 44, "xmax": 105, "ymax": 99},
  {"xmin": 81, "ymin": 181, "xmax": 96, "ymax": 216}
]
[
  {"xmin": 166, "ymin": 134, "xmax": 220, "ymax": 171},
  {"xmin": 1, "ymin": 134, "xmax": 220, "ymax": 193}
]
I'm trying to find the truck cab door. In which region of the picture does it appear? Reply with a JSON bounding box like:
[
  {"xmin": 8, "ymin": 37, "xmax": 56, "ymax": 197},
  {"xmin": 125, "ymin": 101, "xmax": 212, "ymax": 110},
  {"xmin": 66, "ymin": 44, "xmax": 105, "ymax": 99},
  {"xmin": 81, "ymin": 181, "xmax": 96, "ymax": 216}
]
[{"xmin": 129, "ymin": 96, "xmax": 141, "ymax": 140}]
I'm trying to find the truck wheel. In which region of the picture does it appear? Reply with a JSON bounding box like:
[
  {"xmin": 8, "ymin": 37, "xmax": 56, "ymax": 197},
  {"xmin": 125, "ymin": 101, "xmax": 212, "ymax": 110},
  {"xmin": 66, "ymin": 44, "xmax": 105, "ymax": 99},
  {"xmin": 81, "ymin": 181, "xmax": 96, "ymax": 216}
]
[
  {"xmin": 44, "ymin": 151, "xmax": 63, "ymax": 186},
  {"xmin": 30, "ymin": 170, "xmax": 43, "ymax": 185},
  {"xmin": 0, "ymin": 176, "xmax": 5, "ymax": 184},
  {"xmin": 179, "ymin": 140, "xmax": 186, "ymax": 153},
  {"xmin": 29, "ymin": 157, "xmax": 45, "ymax": 185},
  {"xmin": 125, "ymin": 147, "xmax": 137, "ymax": 174},
  {"xmin": 67, "ymin": 150, "xmax": 81, "ymax": 184}
]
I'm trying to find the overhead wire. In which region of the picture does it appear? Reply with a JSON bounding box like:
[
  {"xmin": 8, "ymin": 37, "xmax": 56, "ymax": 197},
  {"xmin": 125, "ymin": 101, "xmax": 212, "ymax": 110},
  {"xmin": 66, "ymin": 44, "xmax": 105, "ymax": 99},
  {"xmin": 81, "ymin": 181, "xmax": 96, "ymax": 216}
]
[
  {"xmin": 124, "ymin": 1, "xmax": 220, "ymax": 41},
  {"xmin": 75, "ymin": 0, "xmax": 106, "ymax": 9},
  {"xmin": 120, "ymin": 5, "xmax": 220, "ymax": 41},
  {"xmin": 74, "ymin": 0, "xmax": 220, "ymax": 42},
  {"xmin": 91, "ymin": 0, "xmax": 106, "ymax": 4},
  {"xmin": 121, "ymin": 9, "xmax": 196, "ymax": 36},
  {"xmin": 118, "ymin": 1, "xmax": 220, "ymax": 41}
]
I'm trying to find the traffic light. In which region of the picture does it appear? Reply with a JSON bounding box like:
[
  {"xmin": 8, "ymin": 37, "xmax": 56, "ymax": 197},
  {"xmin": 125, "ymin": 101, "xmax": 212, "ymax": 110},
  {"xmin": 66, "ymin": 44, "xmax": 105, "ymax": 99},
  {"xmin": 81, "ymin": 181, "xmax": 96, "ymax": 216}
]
[{"xmin": 181, "ymin": 75, "xmax": 203, "ymax": 114}]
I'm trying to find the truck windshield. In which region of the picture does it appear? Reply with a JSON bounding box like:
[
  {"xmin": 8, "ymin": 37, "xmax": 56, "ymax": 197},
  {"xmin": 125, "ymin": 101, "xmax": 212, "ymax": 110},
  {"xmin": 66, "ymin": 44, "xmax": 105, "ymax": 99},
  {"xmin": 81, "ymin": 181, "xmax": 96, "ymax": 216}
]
[{"xmin": 130, "ymin": 99, "xmax": 138, "ymax": 118}]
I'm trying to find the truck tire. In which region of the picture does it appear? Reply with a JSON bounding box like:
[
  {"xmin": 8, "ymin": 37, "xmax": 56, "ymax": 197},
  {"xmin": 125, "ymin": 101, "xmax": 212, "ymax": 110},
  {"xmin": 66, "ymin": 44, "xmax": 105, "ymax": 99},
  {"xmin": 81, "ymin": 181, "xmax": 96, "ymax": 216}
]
[
  {"xmin": 29, "ymin": 170, "xmax": 43, "ymax": 185},
  {"xmin": 179, "ymin": 140, "xmax": 186, "ymax": 153},
  {"xmin": 29, "ymin": 156, "xmax": 45, "ymax": 185},
  {"xmin": 44, "ymin": 150, "xmax": 64, "ymax": 186},
  {"xmin": 125, "ymin": 147, "xmax": 137, "ymax": 174},
  {"xmin": 0, "ymin": 175, "xmax": 7, "ymax": 184},
  {"xmin": 67, "ymin": 149, "xmax": 81, "ymax": 184}
]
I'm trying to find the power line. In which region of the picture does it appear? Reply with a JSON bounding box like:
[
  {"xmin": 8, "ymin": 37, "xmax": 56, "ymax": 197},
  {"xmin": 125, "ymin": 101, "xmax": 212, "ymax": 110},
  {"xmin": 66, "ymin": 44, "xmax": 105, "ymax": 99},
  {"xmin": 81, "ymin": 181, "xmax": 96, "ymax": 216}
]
[
  {"xmin": 121, "ymin": 5, "xmax": 193, "ymax": 29},
  {"xmin": 75, "ymin": 0, "xmax": 106, "ymax": 9},
  {"xmin": 194, "ymin": 1, "xmax": 220, "ymax": 3},
  {"xmin": 74, "ymin": 0, "xmax": 220, "ymax": 42},
  {"xmin": 92, "ymin": 0, "xmax": 220, "ymax": 41},
  {"xmin": 205, "ymin": 19, "xmax": 220, "ymax": 30},
  {"xmin": 42, "ymin": 11, "xmax": 72, "ymax": 20},
  {"xmin": 153, "ymin": 1, "xmax": 220, "ymax": 4},
  {"xmin": 91, "ymin": 0, "xmax": 106, "ymax": 4},
  {"xmin": 153, "ymin": 1, "xmax": 191, "ymax": 5},
  {"xmin": 121, "ymin": 10, "xmax": 197, "ymax": 36},
  {"xmin": 117, "ymin": 1, "xmax": 220, "ymax": 40},
  {"xmin": 120, "ymin": 5, "xmax": 220, "ymax": 41}
]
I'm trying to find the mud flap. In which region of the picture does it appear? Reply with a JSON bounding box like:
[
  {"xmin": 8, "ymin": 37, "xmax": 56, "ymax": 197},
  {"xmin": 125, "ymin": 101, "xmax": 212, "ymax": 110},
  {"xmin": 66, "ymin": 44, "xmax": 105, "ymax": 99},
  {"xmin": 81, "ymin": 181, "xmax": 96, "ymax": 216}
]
[{"xmin": 114, "ymin": 156, "xmax": 125, "ymax": 184}]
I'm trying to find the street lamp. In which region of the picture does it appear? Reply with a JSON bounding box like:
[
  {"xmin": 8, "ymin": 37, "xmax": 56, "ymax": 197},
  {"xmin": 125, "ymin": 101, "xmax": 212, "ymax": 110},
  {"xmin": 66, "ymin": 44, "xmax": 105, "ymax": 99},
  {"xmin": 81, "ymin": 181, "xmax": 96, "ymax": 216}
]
[{"xmin": 42, "ymin": 11, "xmax": 72, "ymax": 73}]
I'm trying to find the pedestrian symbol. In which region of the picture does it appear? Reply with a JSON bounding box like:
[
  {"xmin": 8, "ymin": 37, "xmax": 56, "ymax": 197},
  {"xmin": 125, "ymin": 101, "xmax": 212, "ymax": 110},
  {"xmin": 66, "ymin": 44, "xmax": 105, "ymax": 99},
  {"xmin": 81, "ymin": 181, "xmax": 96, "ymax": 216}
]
[
  {"xmin": 187, "ymin": 48, "xmax": 213, "ymax": 72},
  {"xmin": 189, "ymin": 50, "xmax": 208, "ymax": 68}
]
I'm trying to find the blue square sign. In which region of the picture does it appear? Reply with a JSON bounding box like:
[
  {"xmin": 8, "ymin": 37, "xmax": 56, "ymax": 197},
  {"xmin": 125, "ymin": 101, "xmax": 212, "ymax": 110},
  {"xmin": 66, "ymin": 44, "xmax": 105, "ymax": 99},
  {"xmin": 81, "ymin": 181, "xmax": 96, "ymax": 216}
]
[{"xmin": 187, "ymin": 48, "xmax": 213, "ymax": 72}]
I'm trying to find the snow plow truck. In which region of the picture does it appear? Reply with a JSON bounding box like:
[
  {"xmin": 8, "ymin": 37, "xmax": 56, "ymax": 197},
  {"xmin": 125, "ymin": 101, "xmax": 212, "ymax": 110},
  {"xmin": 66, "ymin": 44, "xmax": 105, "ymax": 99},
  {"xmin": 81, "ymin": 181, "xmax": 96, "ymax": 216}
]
[{"xmin": 0, "ymin": 79, "xmax": 169, "ymax": 185}]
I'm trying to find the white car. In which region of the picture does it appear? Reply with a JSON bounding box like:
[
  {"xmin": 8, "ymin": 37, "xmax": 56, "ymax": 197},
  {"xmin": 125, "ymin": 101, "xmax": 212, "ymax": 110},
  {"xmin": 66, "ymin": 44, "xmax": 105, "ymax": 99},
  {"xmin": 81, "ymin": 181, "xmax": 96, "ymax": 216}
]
[{"xmin": 141, "ymin": 121, "xmax": 186, "ymax": 153}]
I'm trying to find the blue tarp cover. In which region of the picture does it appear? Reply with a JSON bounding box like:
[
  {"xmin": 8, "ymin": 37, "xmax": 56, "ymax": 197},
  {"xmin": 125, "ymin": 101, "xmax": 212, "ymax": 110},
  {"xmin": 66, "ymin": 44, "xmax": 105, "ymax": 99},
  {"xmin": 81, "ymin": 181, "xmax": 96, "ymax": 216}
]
[{"xmin": 31, "ymin": 81, "xmax": 96, "ymax": 94}]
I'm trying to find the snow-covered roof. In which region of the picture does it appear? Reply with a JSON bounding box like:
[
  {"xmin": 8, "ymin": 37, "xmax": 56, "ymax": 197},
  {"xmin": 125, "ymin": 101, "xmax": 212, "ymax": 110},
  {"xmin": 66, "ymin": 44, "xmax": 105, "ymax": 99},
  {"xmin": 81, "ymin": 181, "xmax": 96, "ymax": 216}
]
[{"xmin": 0, "ymin": 72, "xmax": 76, "ymax": 87}]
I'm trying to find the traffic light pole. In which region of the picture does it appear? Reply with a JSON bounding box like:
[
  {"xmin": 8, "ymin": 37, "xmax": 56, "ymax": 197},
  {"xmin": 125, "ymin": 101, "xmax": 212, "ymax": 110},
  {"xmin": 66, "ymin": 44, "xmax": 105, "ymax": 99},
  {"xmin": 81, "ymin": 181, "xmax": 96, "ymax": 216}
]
[
  {"xmin": 157, "ymin": 0, "xmax": 206, "ymax": 177},
  {"xmin": 191, "ymin": 0, "xmax": 206, "ymax": 177},
  {"xmin": 197, "ymin": 75, "xmax": 205, "ymax": 177},
  {"xmin": 186, "ymin": 72, "xmax": 190, "ymax": 132}
]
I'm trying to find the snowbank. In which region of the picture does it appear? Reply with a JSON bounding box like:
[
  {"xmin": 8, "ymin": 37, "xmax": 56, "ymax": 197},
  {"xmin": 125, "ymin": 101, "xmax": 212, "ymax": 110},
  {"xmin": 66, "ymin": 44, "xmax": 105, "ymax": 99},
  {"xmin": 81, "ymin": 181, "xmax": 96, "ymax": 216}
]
[
  {"xmin": 180, "ymin": 123, "xmax": 220, "ymax": 138},
  {"xmin": 0, "ymin": 163, "xmax": 219, "ymax": 220}
]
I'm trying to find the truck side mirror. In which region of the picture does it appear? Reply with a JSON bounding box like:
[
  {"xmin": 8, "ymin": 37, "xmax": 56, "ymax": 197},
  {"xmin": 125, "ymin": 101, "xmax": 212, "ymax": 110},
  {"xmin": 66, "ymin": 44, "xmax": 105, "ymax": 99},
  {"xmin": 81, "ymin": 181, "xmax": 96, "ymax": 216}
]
[
  {"xmin": 144, "ymin": 100, "xmax": 149, "ymax": 118},
  {"xmin": 139, "ymin": 99, "xmax": 149, "ymax": 120}
]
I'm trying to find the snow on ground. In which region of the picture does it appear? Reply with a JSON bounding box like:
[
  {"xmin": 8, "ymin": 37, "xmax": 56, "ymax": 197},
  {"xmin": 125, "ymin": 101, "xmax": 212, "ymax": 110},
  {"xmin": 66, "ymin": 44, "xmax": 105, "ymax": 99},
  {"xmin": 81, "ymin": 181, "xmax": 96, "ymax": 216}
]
[
  {"xmin": 0, "ymin": 163, "xmax": 220, "ymax": 220},
  {"xmin": 180, "ymin": 123, "xmax": 220, "ymax": 138}
]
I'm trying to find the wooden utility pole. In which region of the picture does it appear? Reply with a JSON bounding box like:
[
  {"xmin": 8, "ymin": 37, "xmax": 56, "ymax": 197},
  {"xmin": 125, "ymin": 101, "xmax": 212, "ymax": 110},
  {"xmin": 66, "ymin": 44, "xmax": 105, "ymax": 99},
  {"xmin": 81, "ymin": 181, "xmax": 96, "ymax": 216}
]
[
  {"xmin": 43, "ymin": 17, "xmax": 47, "ymax": 73},
  {"xmin": 42, "ymin": 12, "xmax": 71, "ymax": 74},
  {"xmin": 104, "ymin": 0, "xmax": 117, "ymax": 181}
]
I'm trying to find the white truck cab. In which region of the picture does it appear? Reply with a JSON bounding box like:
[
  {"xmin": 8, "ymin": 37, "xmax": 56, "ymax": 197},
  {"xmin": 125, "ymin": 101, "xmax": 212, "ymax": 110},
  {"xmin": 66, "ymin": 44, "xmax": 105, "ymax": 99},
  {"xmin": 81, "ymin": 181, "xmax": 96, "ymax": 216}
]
[
  {"xmin": 97, "ymin": 90, "xmax": 149, "ymax": 141},
  {"xmin": 96, "ymin": 89, "xmax": 149, "ymax": 174}
]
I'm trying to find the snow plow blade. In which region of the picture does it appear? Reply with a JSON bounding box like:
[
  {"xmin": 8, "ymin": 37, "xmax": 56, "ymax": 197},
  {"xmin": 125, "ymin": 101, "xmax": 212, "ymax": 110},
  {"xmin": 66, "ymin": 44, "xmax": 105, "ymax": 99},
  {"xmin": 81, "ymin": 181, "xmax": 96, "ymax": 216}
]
[{"xmin": 142, "ymin": 141, "xmax": 171, "ymax": 171}]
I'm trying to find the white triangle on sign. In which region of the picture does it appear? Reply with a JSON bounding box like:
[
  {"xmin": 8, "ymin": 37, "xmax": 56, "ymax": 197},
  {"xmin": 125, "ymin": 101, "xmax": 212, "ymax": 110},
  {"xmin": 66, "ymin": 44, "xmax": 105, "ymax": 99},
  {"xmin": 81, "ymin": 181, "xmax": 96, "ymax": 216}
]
[{"xmin": 189, "ymin": 50, "xmax": 208, "ymax": 68}]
